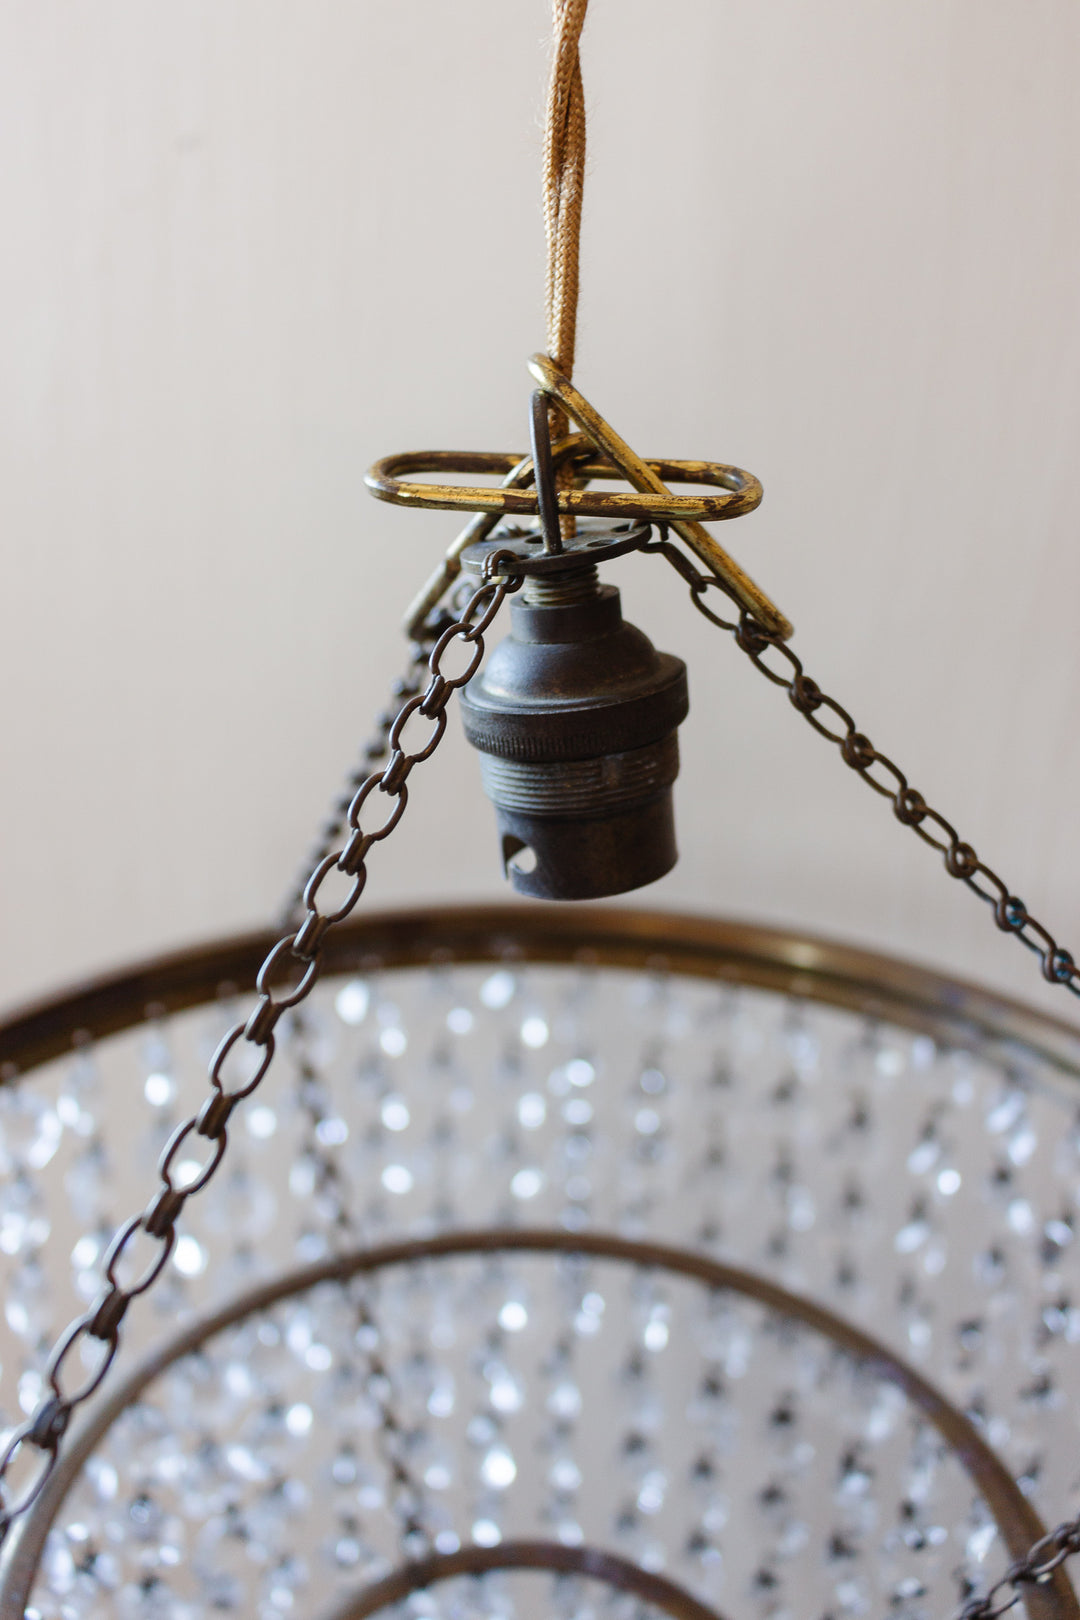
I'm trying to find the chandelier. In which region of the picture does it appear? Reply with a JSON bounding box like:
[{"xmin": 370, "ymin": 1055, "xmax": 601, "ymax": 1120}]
[
  {"xmin": 3, "ymin": 910, "xmax": 1080, "ymax": 1620},
  {"xmin": 2, "ymin": 7, "xmax": 1079, "ymax": 1620}
]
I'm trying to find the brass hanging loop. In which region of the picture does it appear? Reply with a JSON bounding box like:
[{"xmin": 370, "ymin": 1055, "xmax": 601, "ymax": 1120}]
[{"xmin": 366, "ymin": 357, "xmax": 785, "ymax": 637}]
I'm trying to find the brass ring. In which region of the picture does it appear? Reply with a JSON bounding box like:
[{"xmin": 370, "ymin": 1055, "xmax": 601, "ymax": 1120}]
[{"xmin": 365, "ymin": 445, "xmax": 762, "ymax": 523}]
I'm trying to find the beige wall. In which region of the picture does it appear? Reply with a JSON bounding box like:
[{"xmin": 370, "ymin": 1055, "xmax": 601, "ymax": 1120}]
[{"xmin": 1, "ymin": 0, "xmax": 1078, "ymax": 1018}]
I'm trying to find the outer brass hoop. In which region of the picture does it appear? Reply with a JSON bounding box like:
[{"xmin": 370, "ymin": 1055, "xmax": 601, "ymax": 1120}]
[{"xmin": 2, "ymin": 904, "xmax": 1079, "ymax": 1082}]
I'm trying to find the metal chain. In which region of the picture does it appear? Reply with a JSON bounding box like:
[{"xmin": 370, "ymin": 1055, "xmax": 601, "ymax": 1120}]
[
  {"xmin": 645, "ymin": 531, "xmax": 1080, "ymax": 1001},
  {"xmin": 279, "ymin": 578, "xmax": 483, "ymax": 929},
  {"xmin": 278, "ymin": 622, "xmax": 465, "ymax": 929},
  {"xmin": 278, "ymin": 643, "xmax": 430, "ymax": 929},
  {"xmin": 646, "ymin": 529, "xmax": 1080, "ymax": 1618},
  {"xmin": 0, "ymin": 560, "xmax": 521, "ymax": 1547},
  {"xmin": 954, "ymin": 1522, "xmax": 1080, "ymax": 1620}
]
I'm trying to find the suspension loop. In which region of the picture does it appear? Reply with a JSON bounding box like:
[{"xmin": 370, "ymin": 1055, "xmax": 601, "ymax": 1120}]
[
  {"xmin": 687, "ymin": 575, "xmax": 738, "ymax": 633},
  {"xmin": 209, "ymin": 1022, "xmax": 276, "ymax": 1099},
  {"xmin": 346, "ymin": 773, "xmax": 409, "ymax": 843},
  {"xmin": 104, "ymin": 1212, "xmax": 176, "ymax": 1293}
]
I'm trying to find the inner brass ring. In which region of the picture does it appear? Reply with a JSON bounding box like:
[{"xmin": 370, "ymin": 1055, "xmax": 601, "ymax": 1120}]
[{"xmin": 317, "ymin": 1540, "xmax": 730, "ymax": 1620}]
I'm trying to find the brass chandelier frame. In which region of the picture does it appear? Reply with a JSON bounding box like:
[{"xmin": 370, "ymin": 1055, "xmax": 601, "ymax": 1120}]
[{"xmin": 2, "ymin": 906, "xmax": 1080, "ymax": 1619}]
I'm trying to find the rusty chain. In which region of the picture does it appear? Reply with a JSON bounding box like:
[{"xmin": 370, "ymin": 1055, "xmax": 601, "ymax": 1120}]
[{"xmin": 0, "ymin": 559, "xmax": 521, "ymax": 1547}]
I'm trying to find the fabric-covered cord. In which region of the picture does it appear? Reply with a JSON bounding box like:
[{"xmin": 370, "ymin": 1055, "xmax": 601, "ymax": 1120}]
[{"xmin": 543, "ymin": 0, "xmax": 589, "ymax": 464}]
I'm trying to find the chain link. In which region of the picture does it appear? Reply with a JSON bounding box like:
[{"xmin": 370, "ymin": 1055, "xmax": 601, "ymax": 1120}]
[
  {"xmin": 278, "ymin": 643, "xmax": 432, "ymax": 930},
  {"xmin": 646, "ymin": 528, "xmax": 1080, "ymax": 1617},
  {"xmin": 0, "ymin": 562, "xmax": 520, "ymax": 1547},
  {"xmin": 279, "ymin": 576, "xmax": 486, "ymax": 930},
  {"xmin": 955, "ymin": 1520, "xmax": 1080, "ymax": 1620},
  {"xmin": 643, "ymin": 531, "xmax": 1080, "ymax": 1003}
]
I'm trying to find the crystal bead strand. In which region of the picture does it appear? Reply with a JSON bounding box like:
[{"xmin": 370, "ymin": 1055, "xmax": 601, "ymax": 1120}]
[
  {"xmin": 617, "ymin": 1037, "xmax": 672, "ymax": 1239},
  {"xmin": 684, "ymin": 993, "xmax": 736, "ymax": 1255},
  {"xmin": 684, "ymin": 1299, "xmax": 738, "ymax": 1601},
  {"xmin": 4, "ymin": 1047, "xmax": 103, "ymax": 1427},
  {"xmin": 538, "ymin": 1255, "xmax": 594, "ymax": 1551},
  {"xmin": 285, "ymin": 1011, "xmax": 434, "ymax": 1560}
]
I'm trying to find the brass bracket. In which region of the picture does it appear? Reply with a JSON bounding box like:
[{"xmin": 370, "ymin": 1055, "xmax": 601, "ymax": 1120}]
[{"xmin": 366, "ymin": 356, "xmax": 791, "ymax": 640}]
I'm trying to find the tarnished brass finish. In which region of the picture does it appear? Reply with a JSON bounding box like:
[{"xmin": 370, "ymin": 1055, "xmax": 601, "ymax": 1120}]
[
  {"xmin": 400, "ymin": 432, "xmax": 601, "ymax": 640},
  {"xmin": 459, "ymin": 580, "xmax": 688, "ymax": 898},
  {"xmin": 400, "ymin": 447, "xmax": 542, "ymax": 639}
]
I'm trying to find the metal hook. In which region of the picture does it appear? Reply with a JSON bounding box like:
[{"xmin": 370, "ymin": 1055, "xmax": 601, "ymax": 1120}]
[{"xmin": 528, "ymin": 391, "xmax": 564, "ymax": 556}]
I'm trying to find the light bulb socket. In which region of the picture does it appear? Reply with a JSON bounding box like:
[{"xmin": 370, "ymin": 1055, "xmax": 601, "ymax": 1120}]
[{"xmin": 460, "ymin": 579, "xmax": 688, "ymax": 900}]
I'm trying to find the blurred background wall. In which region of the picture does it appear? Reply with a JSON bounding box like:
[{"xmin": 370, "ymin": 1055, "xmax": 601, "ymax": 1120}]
[{"xmin": 1, "ymin": 0, "xmax": 1078, "ymax": 1016}]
